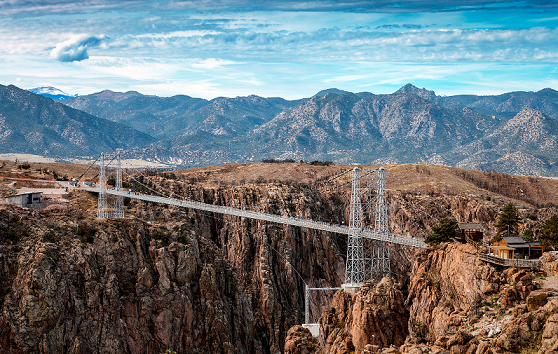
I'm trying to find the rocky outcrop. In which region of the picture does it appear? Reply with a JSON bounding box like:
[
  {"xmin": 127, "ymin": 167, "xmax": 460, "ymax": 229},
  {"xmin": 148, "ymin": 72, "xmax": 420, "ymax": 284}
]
[
  {"xmin": 406, "ymin": 243, "xmax": 492, "ymax": 341},
  {"xmin": 0, "ymin": 180, "xmax": 346, "ymax": 354},
  {"xmin": 319, "ymin": 278, "xmax": 409, "ymax": 354},
  {"xmin": 540, "ymin": 251, "xmax": 558, "ymax": 276},
  {"xmin": 284, "ymin": 326, "xmax": 319, "ymax": 354}
]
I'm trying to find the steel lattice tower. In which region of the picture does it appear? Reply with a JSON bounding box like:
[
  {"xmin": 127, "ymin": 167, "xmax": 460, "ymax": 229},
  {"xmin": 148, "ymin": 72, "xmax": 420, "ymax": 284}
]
[
  {"xmin": 112, "ymin": 152, "xmax": 124, "ymax": 218},
  {"xmin": 97, "ymin": 153, "xmax": 110, "ymax": 218},
  {"xmin": 344, "ymin": 167, "xmax": 365, "ymax": 287},
  {"xmin": 97, "ymin": 152, "xmax": 125, "ymax": 218},
  {"xmin": 371, "ymin": 167, "xmax": 391, "ymax": 279}
]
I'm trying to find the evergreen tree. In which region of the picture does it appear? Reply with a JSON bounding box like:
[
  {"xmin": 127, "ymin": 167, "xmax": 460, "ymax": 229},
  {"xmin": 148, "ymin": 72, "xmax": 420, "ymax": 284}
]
[
  {"xmin": 522, "ymin": 227, "xmax": 534, "ymax": 242},
  {"xmin": 539, "ymin": 215, "xmax": 558, "ymax": 248},
  {"xmin": 494, "ymin": 203, "xmax": 521, "ymax": 237},
  {"xmin": 425, "ymin": 218, "xmax": 458, "ymax": 245}
]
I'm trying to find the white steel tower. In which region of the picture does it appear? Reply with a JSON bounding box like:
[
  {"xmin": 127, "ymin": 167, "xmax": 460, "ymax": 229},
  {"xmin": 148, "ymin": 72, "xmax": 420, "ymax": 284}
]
[
  {"xmin": 112, "ymin": 152, "xmax": 124, "ymax": 218},
  {"xmin": 343, "ymin": 167, "xmax": 365, "ymax": 288},
  {"xmin": 371, "ymin": 167, "xmax": 391, "ymax": 279},
  {"xmin": 97, "ymin": 152, "xmax": 125, "ymax": 218},
  {"xmin": 97, "ymin": 153, "xmax": 110, "ymax": 218}
]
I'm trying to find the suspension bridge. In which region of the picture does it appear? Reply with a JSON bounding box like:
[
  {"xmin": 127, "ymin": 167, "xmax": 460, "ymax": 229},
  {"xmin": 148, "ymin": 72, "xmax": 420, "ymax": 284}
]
[
  {"xmin": 81, "ymin": 152, "xmax": 427, "ymax": 334},
  {"xmin": 64, "ymin": 151, "xmax": 543, "ymax": 336},
  {"xmin": 84, "ymin": 154, "xmax": 425, "ymax": 268}
]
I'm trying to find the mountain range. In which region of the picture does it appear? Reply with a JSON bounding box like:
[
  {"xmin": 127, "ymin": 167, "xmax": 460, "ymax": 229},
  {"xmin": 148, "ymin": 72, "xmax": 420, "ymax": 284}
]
[
  {"xmin": 0, "ymin": 84, "xmax": 154, "ymax": 157},
  {"xmin": 3, "ymin": 83, "xmax": 558, "ymax": 176}
]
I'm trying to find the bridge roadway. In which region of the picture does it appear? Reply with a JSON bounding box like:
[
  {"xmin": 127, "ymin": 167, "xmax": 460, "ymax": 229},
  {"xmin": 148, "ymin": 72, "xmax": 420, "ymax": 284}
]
[{"xmin": 86, "ymin": 188, "xmax": 426, "ymax": 248}]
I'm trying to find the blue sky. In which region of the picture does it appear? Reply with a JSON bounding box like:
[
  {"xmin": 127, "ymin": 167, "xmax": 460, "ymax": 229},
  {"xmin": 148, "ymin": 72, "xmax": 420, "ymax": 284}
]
[{"xmin": 1, "ymin": 0, "xmax": 558, "ymax": 99}]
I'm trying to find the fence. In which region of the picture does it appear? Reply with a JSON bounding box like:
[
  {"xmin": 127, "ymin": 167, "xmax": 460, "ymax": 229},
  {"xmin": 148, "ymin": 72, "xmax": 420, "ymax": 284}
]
[{"xmin": 478, "ymin": 253, "xmax": 539, "ymax": 268}]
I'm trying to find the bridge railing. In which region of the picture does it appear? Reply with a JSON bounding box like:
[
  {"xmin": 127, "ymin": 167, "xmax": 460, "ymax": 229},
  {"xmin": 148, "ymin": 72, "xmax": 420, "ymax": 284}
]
[
  {"xmin": 478, "ymin": 253, "xmax": 539, "ymax": 268},
  {"xmin": 87, "ymin": 188, "xmax": 426, "ymax": 248}
]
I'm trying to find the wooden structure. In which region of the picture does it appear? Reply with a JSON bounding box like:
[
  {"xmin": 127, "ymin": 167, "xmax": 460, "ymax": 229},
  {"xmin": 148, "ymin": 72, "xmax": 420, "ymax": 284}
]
[
  {"xmin": 456, "ymin": 223, "xmax": 484, "ymax": 242},
  {"xmin": 489, "ymin": 237, "xmax": 543, "ymax": 260},
  {"xmin": 479, "ymin": 253, "xmax": 539, "ymax": 268}
]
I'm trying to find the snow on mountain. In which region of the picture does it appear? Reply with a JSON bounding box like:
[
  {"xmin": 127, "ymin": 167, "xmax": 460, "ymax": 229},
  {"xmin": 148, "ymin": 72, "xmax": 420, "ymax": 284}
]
[{"xmin": 27, "ymin": 86, "xmax": 78, "ymax": 100}]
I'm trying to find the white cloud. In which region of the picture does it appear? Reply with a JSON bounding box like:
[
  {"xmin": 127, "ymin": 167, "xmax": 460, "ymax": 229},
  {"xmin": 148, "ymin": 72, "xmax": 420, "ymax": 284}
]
[
  {"xmin": 191, "ymin": 58, "xmax": 240, "ymax": 69},
  {"xmin": 50, "ymin": 34, "xmax": 107, "ymax": 62},
  {"xmin": 136, "ymin": 30, "xmax": 220, "ymax": 39}
]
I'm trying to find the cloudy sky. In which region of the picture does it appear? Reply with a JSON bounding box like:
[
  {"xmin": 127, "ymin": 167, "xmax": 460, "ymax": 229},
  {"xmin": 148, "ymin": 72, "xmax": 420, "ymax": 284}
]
[{"xmin": 1, "ymin": 0, "xmax": 558, "ymax": 99}]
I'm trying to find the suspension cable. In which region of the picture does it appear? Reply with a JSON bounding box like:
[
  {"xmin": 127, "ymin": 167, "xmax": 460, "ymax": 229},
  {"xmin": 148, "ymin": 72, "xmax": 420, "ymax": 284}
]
[
  {"xmin": 76, "ymin": 154, "xmax": 101, "ymax": 181},
  {"xmin": 312, "ymin": 168, "xmax": 353, "ymax": 189},
  {"xmin": 198, "ymin": 211, "xmax": 308, "ymax": 286},
  {"xmin": 387, "ymin": 189, "xmax": 440, "ymax": 222},
  {"xmin": 386, "ymin": 170, "xmax": 463, "ymax": 222}
]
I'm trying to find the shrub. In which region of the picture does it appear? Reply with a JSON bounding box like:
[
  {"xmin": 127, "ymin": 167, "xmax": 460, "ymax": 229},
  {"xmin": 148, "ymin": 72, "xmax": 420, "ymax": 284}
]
[
  {"xmin": 5, "ymin": 229, "xmax": 19, "ymax": 243},
  {"xmin": 43, "ymin": 233, "xmax": 56, "ymax": 243},
  {"xmin": 178, "ymin": 232, "xmax": 189, "ymax": 245},
  {"xmin": 523, "ymin": 228, "xmax": 534, "ymax": 242},
  {"xmin": 75, "ymin": 224, "xmax": 96, "ymax": 244},
  {"xmin": 425, "ymin": 218, "xmax": 458, "ymax": 245},
  {"xmin": 154, "ymin": 230, "xmax": 171, "ymax": 242}
]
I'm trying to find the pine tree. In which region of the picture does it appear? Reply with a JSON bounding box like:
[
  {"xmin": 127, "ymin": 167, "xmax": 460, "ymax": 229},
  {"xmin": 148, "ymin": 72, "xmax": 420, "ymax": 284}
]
[
  {"xmin": 522, "ymin": 228, "xmax": 534, "ymax": 242},
  {"xmin": 494, "ymin": 203, "xmax": 521, "ymax": 237},
  {"xmin": 539, "ymin": 215, "xmax": 558, "ymax": 248},
  {"xmin": 425, "ymin": 218, "xmax": 458, "ymax": 245}
]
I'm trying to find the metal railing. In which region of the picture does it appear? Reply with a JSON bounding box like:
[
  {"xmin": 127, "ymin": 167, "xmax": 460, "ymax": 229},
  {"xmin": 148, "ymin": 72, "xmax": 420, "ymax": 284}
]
[
  {"xmin": 478, "ymin": 253, "xmax": 539, "ymax": 268},
  {"xmin": 86, "ymin": 188, "xmax": 426, "ymax": 248}
]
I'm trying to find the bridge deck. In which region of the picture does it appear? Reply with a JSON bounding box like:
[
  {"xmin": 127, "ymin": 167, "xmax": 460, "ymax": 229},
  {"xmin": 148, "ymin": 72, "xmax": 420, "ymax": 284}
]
[{"xmin": 86, "ymin": 188, "xmax": 426, "ymax": 248}]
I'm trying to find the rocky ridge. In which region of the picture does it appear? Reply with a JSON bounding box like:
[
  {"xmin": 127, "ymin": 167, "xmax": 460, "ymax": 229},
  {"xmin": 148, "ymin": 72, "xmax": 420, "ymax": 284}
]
[
  {"xmin": 0, "ymin": 178, "xmax": 350, "ymax": 354},
  {"xmin": 290, "ymin": 245, "xmax": 558, "ymax": 354}
]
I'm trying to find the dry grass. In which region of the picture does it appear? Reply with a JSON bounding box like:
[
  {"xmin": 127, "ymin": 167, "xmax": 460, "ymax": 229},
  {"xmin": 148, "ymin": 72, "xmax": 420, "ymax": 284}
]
[
  {"xmin": 4, "ymin": 158, "xmax": 558, "ymax": 213},
  {"xmin": 172, "ymin": 162, "xmax": 558, "ymax": 208}
]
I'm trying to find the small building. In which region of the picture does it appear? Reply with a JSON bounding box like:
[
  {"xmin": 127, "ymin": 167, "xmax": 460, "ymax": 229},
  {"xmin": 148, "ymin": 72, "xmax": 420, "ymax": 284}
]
[
  {"xmin": 4, "ymin": 192, "xmax": 42, "ymax": 208},
  {"xmin": 455, "ymin": 223, "xmax": 484, "ymax": 242},
  {"xmin": 489, "ymin": 236, "xmax": 543, "ymax": 260}
]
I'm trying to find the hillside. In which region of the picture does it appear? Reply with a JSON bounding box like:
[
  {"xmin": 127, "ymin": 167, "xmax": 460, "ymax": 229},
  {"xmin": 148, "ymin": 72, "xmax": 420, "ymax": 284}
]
[
  {"xmin": 446, "ymin": 109, "xmax": 558, "ymax": 176},
  {"xmin": 63, "ymin": 91, "xmax": 301, "ymax": 139},
  {"xmin": 129, "ymin": 91, "xmax": 500, "ymax": 167},
  {"xmin": 63, "ymin": 90, "xmax": 208, "ymax": 136},
  {"xmin": 438, "ymin": 87, "xmax": 558, "ymax": 120},
  {"xmin": 0, "ymin": 85, "xmax": 155, "ymax": 158}
]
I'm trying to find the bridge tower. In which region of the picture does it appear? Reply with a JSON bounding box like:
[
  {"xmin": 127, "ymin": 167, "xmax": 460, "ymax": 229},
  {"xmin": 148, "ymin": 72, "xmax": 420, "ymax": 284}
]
[
  {"xmin": 113, "ymin": 152, "xmax": 124, "ymax": 218},
  {"xmin": 371, "ymin": 167, "xmax": 391, "ymax": 279},
  {"xmin": 97, "ymin": 153, "xmax": 110, "ymax": 218},
  {"xmin": 97, "ymin": 152, "xmax": 124, "ymax": 219},
  {"xmin": 342, "ymin": 167, "xmax": 366, "ymax": 291}
]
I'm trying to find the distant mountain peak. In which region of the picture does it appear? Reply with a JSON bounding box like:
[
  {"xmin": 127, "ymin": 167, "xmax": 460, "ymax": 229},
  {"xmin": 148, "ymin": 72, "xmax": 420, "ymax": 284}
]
[
  {"xmin": 314, "ymin": 88, "xmax": 351, "ymax": 97},
  {"xmin": 27, "ymin": 86, "xmax": 77, "ymax": 100},
  {"xmin": 395, "ymin": 83, "xmax": 437, "ymax": 101},
  {"xmin": 510, "ymin": 108, "xmax": 549, "ymax": 125}
]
